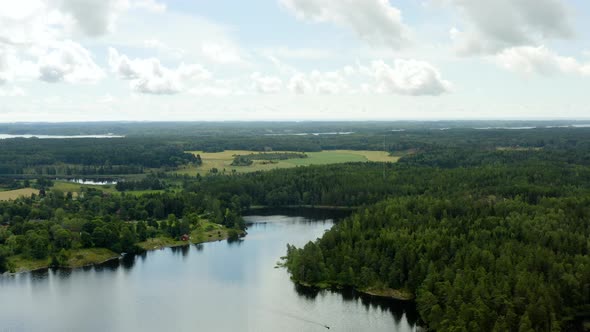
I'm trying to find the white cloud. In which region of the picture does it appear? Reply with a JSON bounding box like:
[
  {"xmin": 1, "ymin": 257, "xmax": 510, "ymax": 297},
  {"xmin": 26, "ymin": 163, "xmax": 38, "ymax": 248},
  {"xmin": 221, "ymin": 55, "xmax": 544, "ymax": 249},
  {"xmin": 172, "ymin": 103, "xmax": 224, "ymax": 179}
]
[
  {"xmin": 280, "ymin": 0, "xmax": 409, "ymax": 49},
  {"xmin": 371, "ymin": 59, "xmax": 452, "ymax": 96},
  {"xmin": 0, "ymin": 86, "xmax": 26, "ymax": 97},
  {"xmin": 189, "ymin": 86, "xmax": 232, "ymax": 97},
  {"xmin": 143, "ymin": 39, "xmax": 185, "ymax": 59},
  {"xmin": 288, "ymin": 73, "xmax": 313, "ymax": 94},
  {"xmin": 108, "ymin": 47, "xmax": 211, "ymax": 94},
  {"xmin": 495, "ymin": 45, "xmax": 590, "ymax": 76},
  {"xmin": 56, "ymin": 0, "xmax": 129, "ymax": 37},
  {"xmin": 286, "ymin": 68, "xmax": 352, "ymax": 95},
  {"xmin": 201, "ymin": 42, "xmax": 243, "ymax": 64},
  {"xmin": 56, "ymin": 0, "xmax": 166, "ymax": 37},
  {"xmin": 38, "ymin": 40, "xmax": 104, "ymax": 83},
  {"xmin": 251, "ymin": 72, "xmax": 282, "ymax": 94},
  {"xmin": 442, "ymin": 0, "xmax": 573, "ymax": 55},
  {"xmin": 260, "ymin": 47, "xmax": 335, "ymax": 60}
]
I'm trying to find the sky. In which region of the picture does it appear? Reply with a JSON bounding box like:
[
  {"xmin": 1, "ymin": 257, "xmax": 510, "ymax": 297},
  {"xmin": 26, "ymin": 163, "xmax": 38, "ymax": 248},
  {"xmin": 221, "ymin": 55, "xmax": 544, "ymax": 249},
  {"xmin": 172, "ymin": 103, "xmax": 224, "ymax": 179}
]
[{"xmin": 0, "ymin": 0, "xmax": 589, "ymax": 122}]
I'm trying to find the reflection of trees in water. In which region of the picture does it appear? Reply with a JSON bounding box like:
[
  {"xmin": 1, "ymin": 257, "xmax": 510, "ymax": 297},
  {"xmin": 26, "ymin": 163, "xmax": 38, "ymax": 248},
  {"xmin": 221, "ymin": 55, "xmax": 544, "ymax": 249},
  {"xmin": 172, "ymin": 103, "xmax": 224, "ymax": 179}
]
[
  {"xmin": 194, "ymin": 243, "xmax": 204, "ymax": 252},
  {"xmin": 226, "ymin": 238, "xmax": 243, "ymax": 246},
  {"xmin": 170, "ymin": 245, "xmax": 190, "ymax": 257},
  {"xmin": 245, "ymin": 207, "xmax": 352, "ymax": 222},
  {"xmin": 54, "ymin": 268, "xmax": 72, "ymax": 279},
  {"xmin": 137, "ymin": 252, "xmax": 148, "ymax": 262},
  {"xmin": 293, "ymin": 283, "xmax": 421, "ymax": 327},
  {"xmin": 94, "ymin": 258, "xmax": 119, "ymax": 272},
  {"xmin": 120, "ymin": 254, "xmax": 136, "ymax": 270},
  {"xmin": 293, "ymin": 282, "xmax": 320, "ymax": 300}
]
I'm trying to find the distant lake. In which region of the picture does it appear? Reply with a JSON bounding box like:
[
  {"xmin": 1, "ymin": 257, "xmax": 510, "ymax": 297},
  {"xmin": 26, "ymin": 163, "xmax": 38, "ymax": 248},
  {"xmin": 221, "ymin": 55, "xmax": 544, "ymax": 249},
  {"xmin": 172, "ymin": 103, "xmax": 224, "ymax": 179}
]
[
  {"xmin": 0, "ymin": 211, "xmax": 420, "ymax": 332},
  {"xmin": 0, "ymin": 134, "xmax": 124, "ymax": 139},
  {"xmin": 58, "ymin": 179, "xmax": 118, "ymax": 185},
  {"xmin": 264, "ymin": 132, "xmax": 354, "ymax": 136}
]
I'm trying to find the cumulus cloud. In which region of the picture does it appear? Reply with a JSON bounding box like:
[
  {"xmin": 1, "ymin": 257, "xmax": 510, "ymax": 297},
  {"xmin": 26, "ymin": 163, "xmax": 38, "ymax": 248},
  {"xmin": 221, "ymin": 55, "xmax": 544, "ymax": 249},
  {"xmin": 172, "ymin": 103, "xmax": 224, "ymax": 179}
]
[
  {"xmin": 442, "ymin": 0, "xmax": 573, "ymax": 55},
  {"xmin": 288, "ymin": 73, "xmax": 313, "ymax": 94},
  {"xmin": 56, "ymin": 0, "xmax": 166, "ymax": 37},
  {"xmin": 56, "ymin": 0, "xmax": 129, "ymax": 37},
  {"xmin": 287, "ymin": 69, "xmax": 351, "ymax": 95},
  {"xmin": 280, "ymin": 0, "xmax": 409, "ymax": 49},
  {"xmin": 495, "ymin": 46, "xmax": 590, "ymax": 76},
  {"xmin": 251, "ymin": 72, "xmax": 282, "ymax": 94},
  {"xmin": 108, "ymin": 47, "xmax": 210, "ymax": 94},
  {"xmin": 371, "ymin": 59, "xmax": 452, "ymax": 96},
  {"xmin": 38, "ymin": 40, "xmax": 104, "ymax": 83}
]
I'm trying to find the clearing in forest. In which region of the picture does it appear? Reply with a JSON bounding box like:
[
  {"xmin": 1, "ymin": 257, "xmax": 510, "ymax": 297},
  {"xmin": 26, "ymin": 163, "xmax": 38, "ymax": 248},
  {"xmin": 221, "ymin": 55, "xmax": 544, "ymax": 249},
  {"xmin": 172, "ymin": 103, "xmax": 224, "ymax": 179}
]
[
  {"xmin": 0, "ymin": 188, "xmax": 39, "ymax": 201},
  {"xmin": 177, "ymin": 150, "xmax": 400, "ymax": 175}
]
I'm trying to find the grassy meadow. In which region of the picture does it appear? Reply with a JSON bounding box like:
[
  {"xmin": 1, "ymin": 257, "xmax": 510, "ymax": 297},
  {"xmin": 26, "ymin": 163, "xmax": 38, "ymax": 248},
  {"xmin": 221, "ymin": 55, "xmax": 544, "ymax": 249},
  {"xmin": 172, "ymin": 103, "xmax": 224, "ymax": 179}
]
[
  {"xmin": 0, "ymin": 188, "xmax": 40, "ymax": 201},
  {"xmin": 176, "ymin": 150, "xmax": 400, "ymax": 175}
]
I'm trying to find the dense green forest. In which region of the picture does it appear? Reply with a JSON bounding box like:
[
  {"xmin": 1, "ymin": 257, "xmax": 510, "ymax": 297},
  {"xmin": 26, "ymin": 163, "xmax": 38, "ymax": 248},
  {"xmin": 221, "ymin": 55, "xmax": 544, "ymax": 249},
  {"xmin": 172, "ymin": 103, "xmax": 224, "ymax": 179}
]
[
  {"xmin": 0, "ymin": 138, "xmax": 198, "ymax": 176},
  {"xmin": 0, "ymin": 122, "xmax": 589, "ymax": 331},
  {"xmin": 0, "ymin": 185, "xmax": 246, "ymax": 273}
]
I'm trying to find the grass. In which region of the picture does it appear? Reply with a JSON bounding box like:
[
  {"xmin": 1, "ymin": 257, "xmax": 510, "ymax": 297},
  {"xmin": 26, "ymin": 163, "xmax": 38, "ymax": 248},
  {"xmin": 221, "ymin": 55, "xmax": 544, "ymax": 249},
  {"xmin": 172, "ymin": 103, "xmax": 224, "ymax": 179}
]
[
  {"xmin": 136, "ymin": 221, "xmax": 236, "ymax": 250},
  {"xmin": 6, "ymin": 248, "xmax": 119, "ymax": 273},
  {"xmin": 66, "ymin": 248, "xmax": 119, "ymax": 268},
  {"xmin": 360, "ymin": 287, "xmax": 415, "ymax": 301},
  {"xmin": 177, "ymin": 150, "xmax": 400, "ymax": 175},
  {"xmin": 0, "ymin": 188, "xmax": 39, "ymax": 201},
  {"xmin": 52, "ymin": 180, "xmax": 118, "ymax": 194},
  {"xmin": 7, "ymin": 255, "xmax": 50, "ymax": 273},
  {"xmin": 51, "ymin": 181, "xmax": 165, "ymax": 196}
]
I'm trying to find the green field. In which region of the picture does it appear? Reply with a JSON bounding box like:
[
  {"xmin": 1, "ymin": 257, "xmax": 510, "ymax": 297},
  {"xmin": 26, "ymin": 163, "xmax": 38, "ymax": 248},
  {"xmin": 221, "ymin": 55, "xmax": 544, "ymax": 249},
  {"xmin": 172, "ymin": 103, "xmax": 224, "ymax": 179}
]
[
  {"xmin": 176, "ymin": 150, "xmax": 400, "ymax": 175},
  {"xmin": 51, "ymin": 180, "xmax": 165, "ymax": 196},
  {"xmin": 136, "ymin": 221, "xmax": 237, "ymax": 250},
  {"xmin": 52, "ymin": 181, "xmax": 118, "ymax": 194},
  {"xmin": 7, "ymin": 248, "xmax": 118, "ymax": 273}
]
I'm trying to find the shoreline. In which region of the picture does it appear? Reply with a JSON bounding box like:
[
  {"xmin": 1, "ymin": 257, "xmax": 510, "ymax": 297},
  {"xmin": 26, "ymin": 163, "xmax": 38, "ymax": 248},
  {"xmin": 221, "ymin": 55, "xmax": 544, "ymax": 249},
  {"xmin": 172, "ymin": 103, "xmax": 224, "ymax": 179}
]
[
  {"xmin": 248, "ymin": 205, "xmax": 358, "ymax": 211},
  {"xmin": 3, "ymin": 229, "xmax": 242, "ymax": 276},
  {"xmin": 293, "ymin": 279, "xmax": 415, "ymax": 301}
]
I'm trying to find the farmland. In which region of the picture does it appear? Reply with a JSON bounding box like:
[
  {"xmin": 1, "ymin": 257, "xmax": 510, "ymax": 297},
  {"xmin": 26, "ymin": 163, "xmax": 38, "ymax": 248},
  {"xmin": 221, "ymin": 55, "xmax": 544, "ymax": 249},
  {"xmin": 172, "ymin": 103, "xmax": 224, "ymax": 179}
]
[{"xmin": 176, "ymin": 150, "xmax": 400, "ymax": 175}]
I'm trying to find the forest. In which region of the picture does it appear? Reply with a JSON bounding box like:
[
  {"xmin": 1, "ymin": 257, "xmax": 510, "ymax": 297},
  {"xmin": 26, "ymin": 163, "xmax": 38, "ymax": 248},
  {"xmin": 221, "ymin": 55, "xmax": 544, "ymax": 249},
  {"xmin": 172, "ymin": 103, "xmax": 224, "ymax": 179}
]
[{"xmin": 0, "ymin": 122, "xmax": 589, "ymax": 331}]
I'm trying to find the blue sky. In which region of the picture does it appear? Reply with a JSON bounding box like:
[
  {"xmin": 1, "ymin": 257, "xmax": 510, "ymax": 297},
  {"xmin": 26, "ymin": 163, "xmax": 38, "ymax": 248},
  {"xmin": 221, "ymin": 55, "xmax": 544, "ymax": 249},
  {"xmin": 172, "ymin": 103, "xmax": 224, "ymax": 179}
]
[{"xmin": 0, "ymin": 0, "xmax": 589, "ymax": 121}]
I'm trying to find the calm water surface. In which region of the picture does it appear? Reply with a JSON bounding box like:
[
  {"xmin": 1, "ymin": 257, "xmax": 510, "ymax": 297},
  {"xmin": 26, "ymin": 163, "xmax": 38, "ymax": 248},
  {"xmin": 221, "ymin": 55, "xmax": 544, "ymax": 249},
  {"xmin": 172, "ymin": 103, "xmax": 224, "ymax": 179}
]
[
  {"xmin": 0, "ymin": 134, "xmax": 123, "ymax": 139},
  {"xmin": 0, "ymin": 213, "xmax": 419, "ymax": 332}
]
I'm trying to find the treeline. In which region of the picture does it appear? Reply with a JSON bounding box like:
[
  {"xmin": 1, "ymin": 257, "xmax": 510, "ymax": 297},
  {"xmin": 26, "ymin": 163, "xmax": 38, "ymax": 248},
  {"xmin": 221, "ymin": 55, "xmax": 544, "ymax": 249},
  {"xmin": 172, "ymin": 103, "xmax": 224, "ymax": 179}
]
[
  {"xmin": 30, "ymin": 164, "xmax": 144, "ymax": 176},
  {"xmin": 115, "ymin": 177, "xmax": 165, "ymax": 191},
  {"xmin": 230, "ymin": 152, "xmax": 307, "ymax": 166},
  {"xmin": 185, "ymin": 158, "xmax": 590, "ymax": 208},
  {"xmin": 0, "ymin": 138, "xmax": 198, "ymax": 175},
  {"xmin": 179, "ymin": 128, "xmax": 590, "ymax": 154}
]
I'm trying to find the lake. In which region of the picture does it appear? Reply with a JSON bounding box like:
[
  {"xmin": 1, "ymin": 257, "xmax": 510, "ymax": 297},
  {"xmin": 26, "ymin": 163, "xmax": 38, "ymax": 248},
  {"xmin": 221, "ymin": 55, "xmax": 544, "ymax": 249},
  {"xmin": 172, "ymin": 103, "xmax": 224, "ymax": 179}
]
[
  {"xmin": 58, "ymin": 178, "xmax": 118, "ymax": 185},
  {"xmin": 0, "ymin": 134, "xmax": 123, "ymax": 139},
  {"xmin": 0, "ymin": 211, "xmax": 420, "ymax": 332}
]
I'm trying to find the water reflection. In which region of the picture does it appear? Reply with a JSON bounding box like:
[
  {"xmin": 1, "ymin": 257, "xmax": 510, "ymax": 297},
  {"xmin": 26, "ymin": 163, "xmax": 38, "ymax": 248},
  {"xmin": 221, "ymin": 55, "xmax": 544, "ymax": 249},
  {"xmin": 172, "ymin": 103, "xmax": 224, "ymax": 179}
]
[
  {"xmin": 0, "ymin": 212, "xmax": 421, "ymax": 332},
  {"xmin": 293, "ymin": 283, "xmax": 420, "ymax": 326}
]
